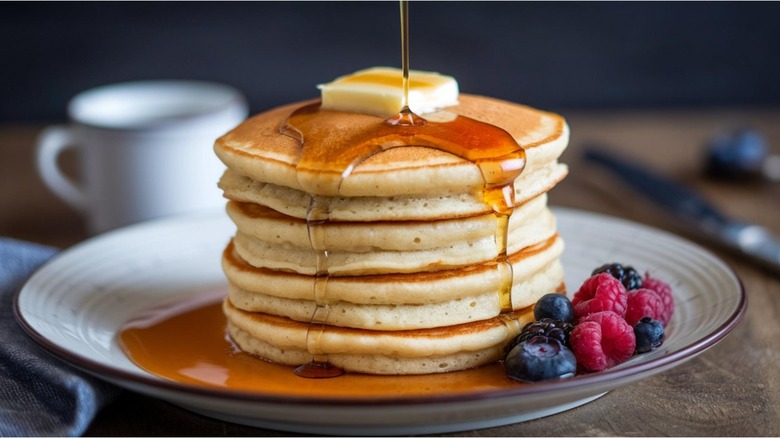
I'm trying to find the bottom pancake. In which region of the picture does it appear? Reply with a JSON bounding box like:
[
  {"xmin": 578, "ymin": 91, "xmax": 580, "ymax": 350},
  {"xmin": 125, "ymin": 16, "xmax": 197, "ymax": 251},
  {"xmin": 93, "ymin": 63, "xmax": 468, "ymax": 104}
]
[{"xmin": 224, "ymin": 299, "xmax": 537, "ymax": 375}]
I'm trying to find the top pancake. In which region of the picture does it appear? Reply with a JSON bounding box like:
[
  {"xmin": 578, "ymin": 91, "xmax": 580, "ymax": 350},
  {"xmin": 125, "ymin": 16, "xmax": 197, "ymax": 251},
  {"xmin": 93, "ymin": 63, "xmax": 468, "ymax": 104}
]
[{"xmin": 214, "ymin": 94, "xmax": 569, "ymax": 197}]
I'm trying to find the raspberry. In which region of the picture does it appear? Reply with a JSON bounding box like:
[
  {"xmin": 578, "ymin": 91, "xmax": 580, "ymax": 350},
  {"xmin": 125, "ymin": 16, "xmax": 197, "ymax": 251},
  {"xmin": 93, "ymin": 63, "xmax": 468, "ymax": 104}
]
[
  {"xmin": 569, "ymin": 311, "xmax": 636, "ymax": 372},
  {"xmin": 571, "ymin": 273, "xmax": 628, "ymax": 320},
  {"xmin": 642, "ymin": 275, "xmax": 674, "ymax": 326},
  {"xmin": 625, "ymin": 288, "xmax": 665, "ymax": 326}
]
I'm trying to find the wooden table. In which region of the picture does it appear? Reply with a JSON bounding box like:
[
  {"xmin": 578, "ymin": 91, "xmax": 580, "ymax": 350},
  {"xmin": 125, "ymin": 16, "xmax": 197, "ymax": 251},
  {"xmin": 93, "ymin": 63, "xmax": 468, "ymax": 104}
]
[{"xmin": 2, "ymin": 108, "xmax": 779, "ymax": 436}]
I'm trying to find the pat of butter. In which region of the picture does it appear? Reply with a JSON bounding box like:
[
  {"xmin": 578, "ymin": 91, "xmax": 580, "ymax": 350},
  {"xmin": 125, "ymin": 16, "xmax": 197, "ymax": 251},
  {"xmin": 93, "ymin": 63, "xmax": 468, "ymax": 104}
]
[{"xmin": 318, "ymin": 67, "xmax": 459, "ymax": 116}]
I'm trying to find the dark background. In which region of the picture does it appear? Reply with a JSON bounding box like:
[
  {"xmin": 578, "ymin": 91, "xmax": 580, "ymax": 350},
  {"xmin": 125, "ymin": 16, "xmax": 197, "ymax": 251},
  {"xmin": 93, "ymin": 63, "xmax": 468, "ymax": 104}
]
[{"xmin": 2, "ymin": 1, "xmax": 780, "ymax": 121}]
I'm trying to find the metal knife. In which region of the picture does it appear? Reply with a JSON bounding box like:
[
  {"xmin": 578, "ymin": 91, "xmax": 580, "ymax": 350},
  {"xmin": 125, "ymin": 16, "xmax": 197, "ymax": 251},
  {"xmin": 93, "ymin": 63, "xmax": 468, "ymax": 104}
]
[{"xmin": 584, "ymin": 146, "xmax": 780, "ymax": 275}]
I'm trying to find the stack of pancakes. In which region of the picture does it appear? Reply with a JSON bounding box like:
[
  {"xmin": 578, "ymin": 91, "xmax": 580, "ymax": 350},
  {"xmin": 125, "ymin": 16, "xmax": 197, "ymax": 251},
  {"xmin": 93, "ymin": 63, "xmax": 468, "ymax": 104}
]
[{"xmin": 215, "ymin": 93, "xmax": 569, "ymax": 375}]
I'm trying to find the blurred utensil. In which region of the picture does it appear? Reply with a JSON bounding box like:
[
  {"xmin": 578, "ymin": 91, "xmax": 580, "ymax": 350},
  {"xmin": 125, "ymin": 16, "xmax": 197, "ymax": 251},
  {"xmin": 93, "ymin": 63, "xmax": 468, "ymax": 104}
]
[
  {"xmin": 584, "ymin": 146, "xmax": 780, "ymax": 275},
  {"xmin": 704, "ymin": 128, "xmax": 780, "ymax": 182}
]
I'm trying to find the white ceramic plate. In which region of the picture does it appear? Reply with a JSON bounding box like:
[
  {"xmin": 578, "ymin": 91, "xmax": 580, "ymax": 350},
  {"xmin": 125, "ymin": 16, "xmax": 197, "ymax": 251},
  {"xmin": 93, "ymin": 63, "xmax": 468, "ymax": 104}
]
[{"xmin": 15, "ymin": 208, "xmax": 745, "ymax": 435}]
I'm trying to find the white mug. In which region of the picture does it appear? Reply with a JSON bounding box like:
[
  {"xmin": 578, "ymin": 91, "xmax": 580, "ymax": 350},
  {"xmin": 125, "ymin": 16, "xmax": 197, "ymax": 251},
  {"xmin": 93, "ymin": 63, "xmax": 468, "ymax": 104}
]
[{"xmin": 36, "ymin": 80, "xmax": 247, "ymax": 234}]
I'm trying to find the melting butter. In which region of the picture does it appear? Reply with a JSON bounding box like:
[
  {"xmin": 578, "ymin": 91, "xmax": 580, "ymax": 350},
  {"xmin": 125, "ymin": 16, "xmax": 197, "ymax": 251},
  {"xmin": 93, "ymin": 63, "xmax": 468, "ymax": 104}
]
[{"xmin": 318, "ymin": 67, "xmax": 459, "ymax": 116}]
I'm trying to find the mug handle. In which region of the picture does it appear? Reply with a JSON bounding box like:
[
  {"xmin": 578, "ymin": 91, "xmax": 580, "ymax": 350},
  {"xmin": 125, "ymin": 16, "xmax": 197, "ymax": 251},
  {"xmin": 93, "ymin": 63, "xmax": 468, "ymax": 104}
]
[{"xmin": 36, "ymin": 125, "xmax": 88, "ymax": 213}]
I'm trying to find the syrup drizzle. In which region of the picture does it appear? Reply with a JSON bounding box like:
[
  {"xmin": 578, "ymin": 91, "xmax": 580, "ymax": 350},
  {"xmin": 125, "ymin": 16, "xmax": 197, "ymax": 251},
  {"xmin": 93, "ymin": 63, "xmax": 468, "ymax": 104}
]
[
  {"xmin": 399, "ymin": 0, "xmax": 411, "ymax": 111},
  {"xmin": 286, "ymin": 0, "xmax": 525, "ymax": 378}
]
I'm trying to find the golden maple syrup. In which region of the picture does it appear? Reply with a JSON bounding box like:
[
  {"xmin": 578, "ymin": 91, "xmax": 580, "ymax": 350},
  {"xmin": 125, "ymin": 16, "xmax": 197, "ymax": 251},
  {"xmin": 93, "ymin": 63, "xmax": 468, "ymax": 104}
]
[
  {"xmin": 282, "ymin": 0, "xmax": 525, "ymax": 377},
  {"xmin": 118, "ymin": 293, "xmax": 520, "ymax": 395}
]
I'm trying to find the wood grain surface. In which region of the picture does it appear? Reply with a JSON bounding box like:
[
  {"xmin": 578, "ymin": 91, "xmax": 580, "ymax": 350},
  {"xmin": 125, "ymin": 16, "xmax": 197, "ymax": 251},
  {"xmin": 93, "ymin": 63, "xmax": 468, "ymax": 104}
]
[{"xmin": 2, "ymin": 108, "xmax": 778, "ymax": 436}]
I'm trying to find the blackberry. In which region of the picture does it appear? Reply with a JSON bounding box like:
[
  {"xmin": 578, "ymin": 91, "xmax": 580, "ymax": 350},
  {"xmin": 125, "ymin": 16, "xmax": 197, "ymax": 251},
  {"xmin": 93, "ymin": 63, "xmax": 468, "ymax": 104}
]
[
  {"xmin": 592, "ymin": 263, "xmax": 643, "ymax": 290},
  {"xmin": 504, "ymin": 318, "xmax": 574, "ymax": 354}
]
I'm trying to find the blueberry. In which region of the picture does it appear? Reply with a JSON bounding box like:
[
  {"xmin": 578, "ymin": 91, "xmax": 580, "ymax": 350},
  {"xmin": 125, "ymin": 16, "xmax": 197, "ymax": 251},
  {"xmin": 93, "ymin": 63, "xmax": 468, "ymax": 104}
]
[
  {"xmin": 533, "ymin": 293, "xmax": 574, "ymax": 322},
  {"xmin": 704, "ymin": 128, "xmax": 767, "ymax": 180},
  {"xmin": 634, "ymin": 317, "xmax": 664, "ymax": 353},
  {"xmin": 504, "ymin": 336, "xmax": 576, "ymax": 382}
]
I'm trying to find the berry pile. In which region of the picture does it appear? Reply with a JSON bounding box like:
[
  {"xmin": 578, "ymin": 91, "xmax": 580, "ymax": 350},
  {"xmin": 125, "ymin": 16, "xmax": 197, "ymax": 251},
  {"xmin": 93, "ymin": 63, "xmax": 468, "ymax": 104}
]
[{"xmin": 504, "ymin": 262, "xmax": 674, "ymax": 382}]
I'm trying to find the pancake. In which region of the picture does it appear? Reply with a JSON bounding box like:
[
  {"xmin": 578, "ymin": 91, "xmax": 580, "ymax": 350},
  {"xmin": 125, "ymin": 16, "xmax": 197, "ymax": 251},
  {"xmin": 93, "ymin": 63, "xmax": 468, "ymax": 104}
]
[
  {"xmin": 224, "ymin": 299, "xmax": 536, "ymax": 375},
  {"xmin": 225, "ymin": 235, "xmax": 564, "ymax": 330},
  {"xmin": 218, "ymin": 161, "xmax": 568, "ymax": 222},
  {"xmin": 228, "ymin": 195, "xmax": 557, "ymax": 275},
  {"xmin": 223, "ymin": 234, "xmax": 563, "ymax": 306},
  {"xmin": 214, "ymin": 94, "xmax": 569, "ymax": 198}
]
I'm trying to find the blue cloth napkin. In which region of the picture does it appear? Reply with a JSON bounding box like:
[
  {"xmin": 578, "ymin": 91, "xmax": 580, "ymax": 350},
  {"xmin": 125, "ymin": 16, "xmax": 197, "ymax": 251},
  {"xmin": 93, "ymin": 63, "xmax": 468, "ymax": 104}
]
[{"xmin": 0, "ymin": 238, "xmax": 120, "ymax": 437}]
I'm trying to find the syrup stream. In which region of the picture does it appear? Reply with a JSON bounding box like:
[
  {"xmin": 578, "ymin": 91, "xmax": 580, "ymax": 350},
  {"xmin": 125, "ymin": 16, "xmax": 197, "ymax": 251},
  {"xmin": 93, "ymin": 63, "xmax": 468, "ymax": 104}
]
[{"xmin": 400, "ymin": 0, "xmax": 410, "ymax": 111}]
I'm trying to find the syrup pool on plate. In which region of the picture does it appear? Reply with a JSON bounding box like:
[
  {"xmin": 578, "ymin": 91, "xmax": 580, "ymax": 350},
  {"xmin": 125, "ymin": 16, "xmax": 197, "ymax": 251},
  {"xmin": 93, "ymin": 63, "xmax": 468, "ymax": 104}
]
[{"xmin": 118, "ymin": 292, "xmax": 520, "ymax": 396}]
